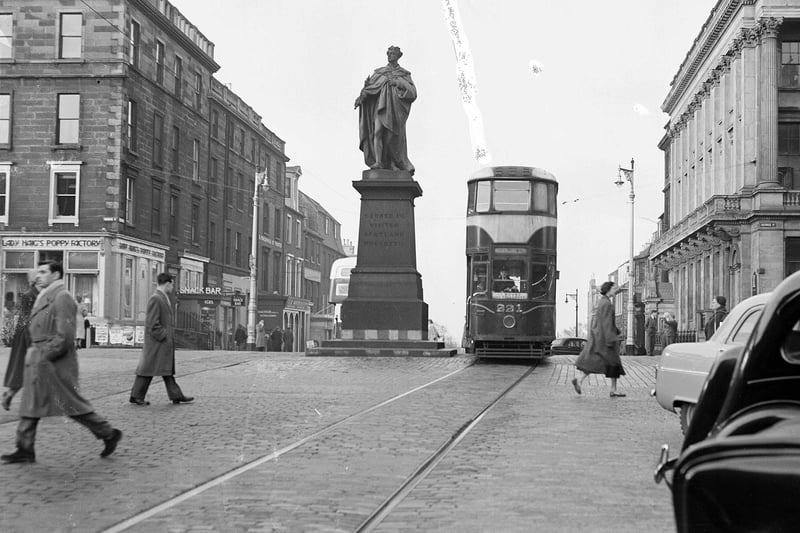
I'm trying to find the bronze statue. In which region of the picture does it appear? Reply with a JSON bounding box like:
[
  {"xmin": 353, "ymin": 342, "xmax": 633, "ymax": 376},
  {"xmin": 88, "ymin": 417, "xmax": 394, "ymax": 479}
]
[{"xmin": 354, "ymin": 46, "xmax": 417, "ymax": 173}]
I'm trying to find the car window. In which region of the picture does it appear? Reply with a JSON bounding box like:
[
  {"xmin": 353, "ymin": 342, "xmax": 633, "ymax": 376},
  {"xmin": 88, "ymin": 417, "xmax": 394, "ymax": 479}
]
[
  {"xmin": 782, "ymin": 320, "xmax": 800, "ymax": 364},
  {"xmin": 728, "ymin": 309, "xmax": 762, "ymax": 345}
]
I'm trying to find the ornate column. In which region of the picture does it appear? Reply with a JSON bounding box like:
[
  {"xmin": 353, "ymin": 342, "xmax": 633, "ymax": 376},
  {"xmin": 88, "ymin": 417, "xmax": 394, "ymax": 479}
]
[
  {"xmin": 758, "ymin": 17, "xmax": 783, "ymax": 188},
  {"xmin": 741, "ymin": 28, "xmax": 760, "ymax": 189}
]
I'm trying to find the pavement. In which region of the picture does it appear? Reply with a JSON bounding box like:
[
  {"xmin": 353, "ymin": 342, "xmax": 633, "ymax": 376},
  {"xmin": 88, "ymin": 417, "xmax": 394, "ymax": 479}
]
[{"xmin": 0, "ymin": 347, "xmax": 684, "ymax": 533}]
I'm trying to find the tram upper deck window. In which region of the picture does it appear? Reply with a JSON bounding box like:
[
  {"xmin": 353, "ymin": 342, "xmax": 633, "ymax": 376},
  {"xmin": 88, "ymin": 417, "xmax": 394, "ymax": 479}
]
[{"xmin": 493, "ymin": 180, "xmax": 530, "ymax": 211}]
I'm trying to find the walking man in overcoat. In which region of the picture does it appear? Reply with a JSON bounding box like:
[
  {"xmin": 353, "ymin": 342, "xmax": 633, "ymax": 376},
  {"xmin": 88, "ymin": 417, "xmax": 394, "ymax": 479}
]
[
  {"xmin": 1, "ymin": 261, "xmax": 121, "ymax": 463},
  {"xmin": 129, "ymin": 273, "xmax": 193, "ymax": 406}
]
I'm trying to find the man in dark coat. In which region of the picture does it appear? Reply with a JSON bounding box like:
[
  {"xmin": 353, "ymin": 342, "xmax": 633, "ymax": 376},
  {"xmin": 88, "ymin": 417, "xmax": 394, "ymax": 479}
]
[
  {"xmin": 1, "ymin": 261, "xmax": 121, "ymax": 463},
  {"xmin": 268, "ymin": 327, "xmax": 283, "ymax": 352},
  {"xmin": 234, "ymin": 324, "xmax": 247, "ymax": 351},
  {"xmin": 645, "ymin": 310, "xmax": 659, "ymax": 356},
  {"xmin": 282, "ymin": 327, "xmax": 293, "ymax": 352},
  {"xmin": 129, "ymin": 273, "xmax": 193, "ymax": 406}
]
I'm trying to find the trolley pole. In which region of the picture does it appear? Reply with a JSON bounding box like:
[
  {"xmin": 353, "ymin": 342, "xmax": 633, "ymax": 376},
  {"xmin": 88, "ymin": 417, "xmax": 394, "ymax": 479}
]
[
  {"xmin": 246, "ymin": 170, "xmax": 267, "ymax": 351},
  {"xmin": 615, "ymin": 158, "xmax": 636, "ymax": 355}
]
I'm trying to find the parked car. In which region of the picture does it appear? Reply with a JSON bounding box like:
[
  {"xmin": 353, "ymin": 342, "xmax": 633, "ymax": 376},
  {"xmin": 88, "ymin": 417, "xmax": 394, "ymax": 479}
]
[
  {"xmin": 654, "ymin": 271, "xmax": 800, "ymax": 533},
  {"xmin": 549, "ymin": 337, "xmax": 586, "ymax": 355},
  {"xmin": 652, "ymin": 292, "xmax": 770, "ymax": 433}
]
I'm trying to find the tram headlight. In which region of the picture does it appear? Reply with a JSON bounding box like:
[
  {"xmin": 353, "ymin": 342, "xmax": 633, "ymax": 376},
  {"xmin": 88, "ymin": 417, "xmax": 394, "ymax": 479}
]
[{"xmin": 502, "ymin": 315, "xmax": 516, "ymax": 328}]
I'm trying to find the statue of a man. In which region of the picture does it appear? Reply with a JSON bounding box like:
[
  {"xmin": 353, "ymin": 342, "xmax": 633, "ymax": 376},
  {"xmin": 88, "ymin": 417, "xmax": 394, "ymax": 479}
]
[{"xmin": 354, "ymin": 46, "xmax": 417, "ymax": 173}]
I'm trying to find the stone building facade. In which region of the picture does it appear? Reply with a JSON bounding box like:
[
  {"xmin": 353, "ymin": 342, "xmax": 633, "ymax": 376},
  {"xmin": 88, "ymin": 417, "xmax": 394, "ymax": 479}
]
[
  {"xmin": 651, "ymin": 0, "xmax": 800, "ymax": 333},
  {"xmin": 0, "ymin": 0, "xmax": 343, "ymax": 350}
]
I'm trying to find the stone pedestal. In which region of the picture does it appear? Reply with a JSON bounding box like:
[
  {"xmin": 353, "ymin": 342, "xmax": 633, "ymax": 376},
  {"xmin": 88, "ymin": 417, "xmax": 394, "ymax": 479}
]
[{"xmin": 308, "ymin": 169, "xmax": 455, "ymax": 357}]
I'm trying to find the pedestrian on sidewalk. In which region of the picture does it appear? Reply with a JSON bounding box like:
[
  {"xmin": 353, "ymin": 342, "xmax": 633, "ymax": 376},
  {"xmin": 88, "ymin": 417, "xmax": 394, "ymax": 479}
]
[
  {"xmin": 645, "ymin": 310, "xmax": 659, "ymax": 356},
  {"xmin": 255, "ymin": 320, "xmax": 266, "ymax": 352},
  {"xmin": 268, "ymin": 327, "xmax": 283, "ymax": 352},
  {"xmin": 704, "ymin": 295, "xmax": 728, "ymax": 340},
  {"xmin": 129, "ymin": 273, "xmax": 194, "ymax": 406},
  {"xmin": 1, "ymin": 261, "xmax": 121, "ymax": 464},
  {"xmin": 572, "ymin": 280, "xmax": 627, "ymax": 398},
  {"xmin": 662, "ymin": 312, "xmax": 678, "ymax": 347},
  {"xmin": 282, "ymin": 327, "xmax": 294, "ymax": 352},
  {"xmin": 2, "ymin": 270, "xmax": 38, "ymax": 411}
]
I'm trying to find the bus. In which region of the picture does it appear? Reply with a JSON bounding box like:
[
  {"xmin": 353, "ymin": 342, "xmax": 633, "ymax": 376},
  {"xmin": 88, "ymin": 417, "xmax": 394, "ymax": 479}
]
[{"xmin": 463, "ymin": 166, "xmax": 558, "ymax": 358}]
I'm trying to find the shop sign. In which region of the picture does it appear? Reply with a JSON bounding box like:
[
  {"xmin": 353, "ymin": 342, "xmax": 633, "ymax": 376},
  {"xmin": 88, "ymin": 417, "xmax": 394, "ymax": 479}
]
[
  {"xmin": 1, "ymin": 237, "xmax": 103, "ymax": 249},
  {"xmin": 135, "ymin": 326, "xmax": 145, "ymax": 345},
  {"xmin": 95, "ymin": 324, "xmax": 109, "ymax": 344},
  {"xmin": 114, "ymin": 241, "xmax": 166, "ymax": 259},
  {"xmin": 231, "ymin": 294, "xmax": 246, "ymax": 307},
  {"xmin": 179, "ymin": 287, "xmax": 223, "ymax": 295}
]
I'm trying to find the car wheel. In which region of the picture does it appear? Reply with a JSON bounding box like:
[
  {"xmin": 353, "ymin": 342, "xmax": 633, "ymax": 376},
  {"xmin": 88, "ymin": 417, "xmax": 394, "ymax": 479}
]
[{"xmin": 679, "ymin": 403, "xmax": 695, "ymax": 435}]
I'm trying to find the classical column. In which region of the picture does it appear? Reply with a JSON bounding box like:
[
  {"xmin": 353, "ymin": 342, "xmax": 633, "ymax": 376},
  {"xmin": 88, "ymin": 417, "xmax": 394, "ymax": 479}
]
[{"xmin": 758, "ymin": 17, "xmax": 783, "ymax": 188}]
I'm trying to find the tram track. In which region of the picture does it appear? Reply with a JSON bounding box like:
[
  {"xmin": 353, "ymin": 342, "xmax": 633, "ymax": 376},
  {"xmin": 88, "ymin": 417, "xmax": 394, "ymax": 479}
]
[{"xmin": 100, "ymin": 361, "xmax": 485, "ymax": 533}]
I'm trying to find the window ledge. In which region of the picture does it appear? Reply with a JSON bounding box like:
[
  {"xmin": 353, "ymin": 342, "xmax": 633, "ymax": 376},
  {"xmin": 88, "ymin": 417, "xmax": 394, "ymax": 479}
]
[{"xmin": 51, "ymin": 144, "xmax": 83, "ymax": 152}]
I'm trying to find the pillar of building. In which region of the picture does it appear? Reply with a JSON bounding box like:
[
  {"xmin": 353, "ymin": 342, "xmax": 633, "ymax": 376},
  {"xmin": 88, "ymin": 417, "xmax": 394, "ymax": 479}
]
[
  {"xmin": 741, "ymin": 27, "xmax": 759, "ymax": 189},
  {"xmin": 758, "ymin": 17, "xmax": 783, "ymax": 188}
]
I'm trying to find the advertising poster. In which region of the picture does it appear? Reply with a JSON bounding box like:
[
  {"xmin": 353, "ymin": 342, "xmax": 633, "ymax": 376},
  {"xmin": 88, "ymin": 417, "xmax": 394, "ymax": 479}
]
[
  {"xmin": 122, "ymin": 326, "xmax": 135, "ymax": 346},
  {"xmin": 109, "ymin": 325, "xmax": 124, "ymax": 345},
  {"xmin": 95, "ymin": 324, "xmax": 109, "ymax": 345},
  {"xmin": 135, "ymin": 325, "xmax": 145, "ymax": 345}
]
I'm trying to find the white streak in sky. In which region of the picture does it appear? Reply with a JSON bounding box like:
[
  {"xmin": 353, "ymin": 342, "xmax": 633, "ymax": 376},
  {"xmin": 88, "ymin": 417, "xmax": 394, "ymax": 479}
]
[
  {"xmin": 633, "ymin": 103, "xmax": 650, "ymax": 116},
  {"xmin": 529, "ymin": 59, "xmax": 544, "ymax": 76},
  {"xmin": 442, "ymin": 0, "xmax": 492, "ymax": 166}
]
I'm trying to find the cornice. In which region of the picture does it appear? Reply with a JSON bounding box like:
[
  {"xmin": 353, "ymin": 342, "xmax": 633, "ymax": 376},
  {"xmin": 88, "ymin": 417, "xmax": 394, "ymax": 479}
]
[
  {"xmin": 129, "ymin": 0, "xmax": 220, "ymax": 73},
  {"xmin": 663, "ymin": 0, "xmax": 752, "ymax": 115}
]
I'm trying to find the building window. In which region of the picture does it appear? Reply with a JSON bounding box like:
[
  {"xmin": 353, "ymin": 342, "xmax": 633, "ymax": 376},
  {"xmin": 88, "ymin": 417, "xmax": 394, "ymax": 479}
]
[
  {"xmin": 787, "ymin": 238, "xmax": 800, "ymax": 277},
  {"xmin": 250, "ymin": 137, "xmax": 256, "ymax": 161},
  {"xmin": 169, "ymin": 189, "xmax": 179, "ymax": 239},
  {"xmin": 262, "ymin": 203, "xmax": 270, "ymax": 235},
  {"xmin": 171, "ymin": 126, "xmax": 180, "ymax": 173},
  {"xmin": 155, "ymin": 41, "xmax": 165, "ymax": 84},
  {"xmin": 210, "ymin": 157, "xmax": 218, "ymax": 197},
  {"xmin": 779, "ymin": 123, "xmax": 800, "ymax": 155},
  {"xmin": 191, "ymin": 202, "xmax": 199, "ymax": 244},
  {"xmin": 48, "ymin": 161, "xmax": 81, "ymax": 225},
  {"xmin": 153, "ymin": 113, "xmax": 164, "ymax": 167},
  {"xmin": 237, "ymin": 173, "xmax": 244, "ymax": 211},
  {"xmin": 194, "ymin": 71, "xmax": 202, "ymax": 108},
  {"xmin": 295, "ymin": 219, "xmax": 301, "ymax": 245},
  {"xmin": 261, "ymin": 249, "xmax": 269, "ymax": 290},
  {"xmin": 235, "ymin": 232, "xmax": 242, "ymax": 267},
  {"xmin": 151, "ymin": 185, "xmax": 162, "ymax": 234},
  {"xmin": 209, "ymin": 221, "xmax": 216, "ymax": 260},
  {"xmin": 0, "ymin": 93, "xmax": 10, "ymax": 146},
  {"xmin": 275, "ymin": 208, "xmax": 281, "ymax": 240},
  {"xmin": 128, "ymin": 20, "xmax": 140, "ymax": 67},
  {"xmin": 0, "ymin": 162, "xmax": 10, "ymax": 224},
  {"xmin": 127, "ymin": 99, "xmax": 137, "ymax": 152},
  {"xmin": 59, "ymin": 13, "xmax": 82, "ymax": 59},
  {"xmin": 0, "ymin": 14, "xmax": 12, "ymax": 59},
  {"xmin": 211, "ymin": 110, "xmax": 219, "ymax": 139},
  {"xmin": 273, "ymin": 252, "xmax": 281, "ymax": 292},
  {"xmin": 782, "ymin": 41, "xmax": 800, "ymax": 88},
  {"xmin": 225, "ymin": 228, "xmax": 231, "ymax": 264},
  {"xmin": 57, "ymin": 94, "xmax": 80, "ymax": 144},
  {"xmin": 286, "ymin": 214, "xmax": 292, "ymax": 244},
  {"xmin": 174, "ymin": 56, "xmax": 182, "ymax": 98},
  {"xmin": 225, "ymin": 167, "xmax": 232, "ymax": 207},
  {"xmin": 125, "ymin": 175, "xmax": 135, "ymax": 226},
  {"xmin": 238, "ymin": 128, "xmax": 244, "ymax": 154},
  {"xmin": 192, "ymin": 139, "xmax": 199, "ymax": 181},
  {"xmin": 122, "ymin": 257, "xmax": 134, "ymax": 319}
]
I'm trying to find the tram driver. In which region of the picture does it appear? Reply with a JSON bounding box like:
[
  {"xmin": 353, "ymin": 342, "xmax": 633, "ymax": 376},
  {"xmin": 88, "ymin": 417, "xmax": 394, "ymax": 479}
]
[{"xmin": 493, "ymin": 268, "xmax": 518, "ymax": 293}]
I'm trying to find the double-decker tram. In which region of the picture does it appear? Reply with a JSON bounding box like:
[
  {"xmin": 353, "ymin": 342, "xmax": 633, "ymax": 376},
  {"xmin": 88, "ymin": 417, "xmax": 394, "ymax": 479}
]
[{"xmin": 462, "ymin": 166, "xmax": 558, "ymax": 358}]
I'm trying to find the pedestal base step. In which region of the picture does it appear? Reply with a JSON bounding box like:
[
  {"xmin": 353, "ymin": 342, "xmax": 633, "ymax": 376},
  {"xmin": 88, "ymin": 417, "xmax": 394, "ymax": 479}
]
[{"xmin": 307, "ymin": 339, "xmax": 457, "ymax": 357}]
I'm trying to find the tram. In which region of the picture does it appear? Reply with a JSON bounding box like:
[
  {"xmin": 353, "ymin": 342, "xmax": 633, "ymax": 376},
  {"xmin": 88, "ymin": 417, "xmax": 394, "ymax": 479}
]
[{"xmin": 462, "ymin": 166, "xmax": 558, "ymax": 358}]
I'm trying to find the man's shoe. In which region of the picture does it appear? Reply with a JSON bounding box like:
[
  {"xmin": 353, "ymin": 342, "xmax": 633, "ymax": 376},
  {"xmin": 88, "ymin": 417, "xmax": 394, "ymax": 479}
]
[
  {"xmin": 172, "ymin": 396, "xmax": 194, "ymax": 404},
  {"xmin": 101, "ymin": 429, "xmax": 122, "ymax": 458},
  {"xmin": 129, "ymin": 397, "xmax": 150, "ymax": 406},
  {"xmin": 1, "ymin": 448, "xmax": 35, "ymax": 464}
]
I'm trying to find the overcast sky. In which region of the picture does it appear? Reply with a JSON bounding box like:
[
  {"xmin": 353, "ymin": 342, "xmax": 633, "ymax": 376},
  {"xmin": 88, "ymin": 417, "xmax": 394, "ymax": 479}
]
[{"xmin": 175, "ymin": 0, "xmax": 717, "ymax": 340}]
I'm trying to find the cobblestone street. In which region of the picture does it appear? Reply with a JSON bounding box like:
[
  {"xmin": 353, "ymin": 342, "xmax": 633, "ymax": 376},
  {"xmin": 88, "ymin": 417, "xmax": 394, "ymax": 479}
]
[{"xmin": 0, "ymin": 348, "xmax": 683, "ymax": 533}]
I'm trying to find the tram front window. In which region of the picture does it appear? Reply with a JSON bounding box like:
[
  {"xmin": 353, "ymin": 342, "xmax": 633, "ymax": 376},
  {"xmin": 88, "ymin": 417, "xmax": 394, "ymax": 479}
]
[
  {"xmin": 492, "ymin": 259, "xmax": 526, "ymax": 295},
  {"xmin": 493, "ymin": 181, "xmax": 530, "ymax": 211}
]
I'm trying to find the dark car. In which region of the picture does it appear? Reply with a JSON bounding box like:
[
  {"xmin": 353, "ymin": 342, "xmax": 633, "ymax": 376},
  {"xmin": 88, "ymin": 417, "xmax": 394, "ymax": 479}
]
[
  {"xmin": 550, "ymin": 337, "xmax": 587, "ymax": 355},
  {"xmin": 654, "ymin": 271, "xmax": 800, "ymax": 533}
]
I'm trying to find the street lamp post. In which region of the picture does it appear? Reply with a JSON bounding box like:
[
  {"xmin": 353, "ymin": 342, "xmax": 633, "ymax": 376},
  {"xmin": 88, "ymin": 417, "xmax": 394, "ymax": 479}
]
[
  {"xmin": 615, "ymin": 158, "xmax": 636, "ymax": 355},
  {"xmin": 565, "ymin": 289, "xmax": 579, "ymax": 337},
  {"xmin": 246, "ymin": 170, "xmax": 267, "ymax": 351}
]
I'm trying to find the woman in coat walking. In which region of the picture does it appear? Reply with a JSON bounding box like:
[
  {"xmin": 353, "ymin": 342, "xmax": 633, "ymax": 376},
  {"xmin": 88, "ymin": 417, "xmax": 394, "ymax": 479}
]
[
  {"xmin": 2, "ymin": 272, "xmax": 38, "ymax": 411},
  {"xmin": 572, "ymin": 281, "xmax": 627, "ymax": 398}
]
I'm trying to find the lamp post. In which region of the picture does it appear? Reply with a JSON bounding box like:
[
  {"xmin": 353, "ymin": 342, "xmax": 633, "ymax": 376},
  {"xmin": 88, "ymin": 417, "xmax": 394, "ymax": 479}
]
[
  {"xmin": 565, "ymin": 289, "xmax": 579, "ymax": 337},
  {"xmin": 615, "ymin": 158, "xmax": 636, "ymax": 355},
  {"xmin": 246, "ymin": 170, "xmax": 267, "ymax": 351}
]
